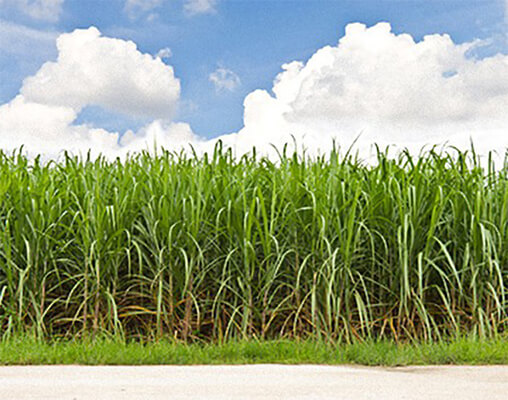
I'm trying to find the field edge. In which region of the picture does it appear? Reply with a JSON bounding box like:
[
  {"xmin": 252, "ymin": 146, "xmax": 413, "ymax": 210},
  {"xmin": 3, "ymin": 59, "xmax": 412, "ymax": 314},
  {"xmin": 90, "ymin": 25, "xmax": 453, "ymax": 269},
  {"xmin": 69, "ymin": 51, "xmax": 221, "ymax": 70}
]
[{"xmin": 1, "ymin": 337, "xmax": 507, "ymax": 366}]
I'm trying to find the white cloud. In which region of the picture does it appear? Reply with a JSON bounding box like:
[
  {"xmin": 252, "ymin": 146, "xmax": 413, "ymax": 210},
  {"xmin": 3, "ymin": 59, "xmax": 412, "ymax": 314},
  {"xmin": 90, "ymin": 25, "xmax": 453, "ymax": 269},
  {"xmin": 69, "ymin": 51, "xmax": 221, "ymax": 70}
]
[
  {"xmin": 21, "ymin": 26, "xmax": 180, "ymax": 119},
  {"xmin": 0, "ymin": 27, "xmax": 186, "ymax": 158},
  {"xmin": 209, "ymin": 67, "xmax": 240, "ymax": 92},
  {"xmin": 1, "ymin": 0, "xmax": 64, "ymax": 22},
  {"xmin": 1, "ymin": 22, "xmax": 508, "ymax": 161},
  {"xmin": 156, "ymin": 47, "xmax": 172, "ymax": 59},
  {"xmin": 213, "ymin": 22, "xmax": 508, "ymax": 159},
  {"xmin": 120, "ymin": 120, "xmax": 202, "ymax": 154},
  {"xmin": 184, "ymin": 0, "xmax": 216, "ymax": 15},
  {"xmin": 0, "ymin": 94, "xmax": 197, "ymax": 158}
]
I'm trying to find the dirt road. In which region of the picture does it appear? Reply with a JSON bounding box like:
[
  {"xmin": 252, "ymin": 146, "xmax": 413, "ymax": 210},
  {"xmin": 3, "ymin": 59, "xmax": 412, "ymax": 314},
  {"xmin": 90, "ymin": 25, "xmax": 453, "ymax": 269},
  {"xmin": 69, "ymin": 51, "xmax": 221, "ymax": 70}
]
[{"xmin": 1, "ymin": 365, "xmax": 506, "ymax": 399}]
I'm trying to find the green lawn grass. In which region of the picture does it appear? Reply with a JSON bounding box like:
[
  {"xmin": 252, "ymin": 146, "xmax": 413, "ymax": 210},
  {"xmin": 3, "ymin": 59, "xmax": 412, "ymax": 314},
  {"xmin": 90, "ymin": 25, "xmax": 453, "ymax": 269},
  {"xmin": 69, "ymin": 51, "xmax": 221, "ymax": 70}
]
[{"xmin": 1, "ymin": 337, "xmax": 507, "ymax": 366}]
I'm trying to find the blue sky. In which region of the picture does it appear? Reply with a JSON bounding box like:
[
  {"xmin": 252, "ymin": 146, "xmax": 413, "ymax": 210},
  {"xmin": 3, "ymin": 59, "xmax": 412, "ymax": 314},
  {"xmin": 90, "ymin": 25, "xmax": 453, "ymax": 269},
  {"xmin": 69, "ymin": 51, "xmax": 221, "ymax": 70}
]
[
  {"xmin": 1, "ymin": 0, "xmax": 506, "ymax": 139},
  {"xmin": 0, "ymin": 0, "xmax": 507, "ymax": 159}
]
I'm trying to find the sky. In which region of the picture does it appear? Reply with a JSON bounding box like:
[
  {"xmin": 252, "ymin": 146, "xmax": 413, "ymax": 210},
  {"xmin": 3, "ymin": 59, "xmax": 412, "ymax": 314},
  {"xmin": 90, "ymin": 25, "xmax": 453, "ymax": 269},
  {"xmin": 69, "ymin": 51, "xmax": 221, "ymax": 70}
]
[{"xmin": 0, "ymin": 0, "xmax": 507, "ymax": 159}]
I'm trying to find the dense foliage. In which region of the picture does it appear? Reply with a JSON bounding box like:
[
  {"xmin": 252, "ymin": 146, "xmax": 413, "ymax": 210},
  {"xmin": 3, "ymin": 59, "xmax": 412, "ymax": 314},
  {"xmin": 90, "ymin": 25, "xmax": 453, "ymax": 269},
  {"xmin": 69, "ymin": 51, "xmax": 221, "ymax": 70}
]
[{"xmin": 0, "ymin": 146, "xmax": 506, "ymax": 342}]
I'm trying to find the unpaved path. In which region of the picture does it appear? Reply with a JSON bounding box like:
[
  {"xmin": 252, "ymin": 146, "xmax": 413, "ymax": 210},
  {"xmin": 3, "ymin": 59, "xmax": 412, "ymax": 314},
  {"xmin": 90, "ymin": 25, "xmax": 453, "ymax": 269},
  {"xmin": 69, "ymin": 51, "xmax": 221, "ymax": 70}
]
[{"xmin": 1, "ymin": 365, "xmax": 507, "ymax": 399}]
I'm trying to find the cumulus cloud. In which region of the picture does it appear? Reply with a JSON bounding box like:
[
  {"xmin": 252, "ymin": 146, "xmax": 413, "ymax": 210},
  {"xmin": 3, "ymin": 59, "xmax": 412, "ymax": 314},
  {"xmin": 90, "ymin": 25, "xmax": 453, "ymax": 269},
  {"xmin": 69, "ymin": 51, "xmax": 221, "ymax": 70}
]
[
  {"xmin": 21, "ymin": 27, "xmax": 179, "ymax": 119},
  {"xmin": 184, "ymin": 0, "xmax": 216, "ymax": 15},
  {"xmin": 213, "ymin": 22, "xmax": 508, "ymax": 159},
  {"xmin": 0, "ymin": 0, "xmax": 64, "ymax": 22},
  {"xmin": 209, "ymin": 67, "xmax": 241, "ymax": 92},
  {"xmin": 1, "ymin": 22, "xmax": 508, "ymax": 161},
  {"xmin": 0, "ymin": 27, "xmax": 186, "ymax": 158}
]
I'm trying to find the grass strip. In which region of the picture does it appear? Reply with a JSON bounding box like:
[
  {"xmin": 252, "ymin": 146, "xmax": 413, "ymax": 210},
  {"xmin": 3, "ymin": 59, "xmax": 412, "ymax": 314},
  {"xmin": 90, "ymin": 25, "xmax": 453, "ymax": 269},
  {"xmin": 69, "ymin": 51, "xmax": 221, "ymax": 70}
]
[{"xmin": 1, "ymin": 337, "xmax": 507, "ymax": 366}]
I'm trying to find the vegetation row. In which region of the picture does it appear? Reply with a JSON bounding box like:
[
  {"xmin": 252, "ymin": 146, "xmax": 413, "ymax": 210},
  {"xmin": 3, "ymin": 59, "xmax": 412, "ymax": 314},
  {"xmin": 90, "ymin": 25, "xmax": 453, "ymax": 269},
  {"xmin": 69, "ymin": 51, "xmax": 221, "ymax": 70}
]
[{"xmin": 0, "ymin": 145, "xmax": 507, "ymax": 342}]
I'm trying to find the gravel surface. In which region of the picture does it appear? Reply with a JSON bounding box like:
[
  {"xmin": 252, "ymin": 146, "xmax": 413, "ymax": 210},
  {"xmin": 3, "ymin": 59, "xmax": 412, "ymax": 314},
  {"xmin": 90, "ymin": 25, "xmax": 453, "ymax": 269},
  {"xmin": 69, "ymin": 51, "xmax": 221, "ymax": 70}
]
[{"xmin": 1, "ymin": 365, "xmax": 507, "ymax": 399}]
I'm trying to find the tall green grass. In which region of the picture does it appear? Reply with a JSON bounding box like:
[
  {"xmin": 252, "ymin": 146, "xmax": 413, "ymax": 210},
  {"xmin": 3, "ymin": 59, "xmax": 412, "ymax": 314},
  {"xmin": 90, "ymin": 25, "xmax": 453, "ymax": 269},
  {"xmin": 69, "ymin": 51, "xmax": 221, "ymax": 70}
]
[{"xmin": 0, "ymin": 145, "xmax": 506, "ymax": 342}]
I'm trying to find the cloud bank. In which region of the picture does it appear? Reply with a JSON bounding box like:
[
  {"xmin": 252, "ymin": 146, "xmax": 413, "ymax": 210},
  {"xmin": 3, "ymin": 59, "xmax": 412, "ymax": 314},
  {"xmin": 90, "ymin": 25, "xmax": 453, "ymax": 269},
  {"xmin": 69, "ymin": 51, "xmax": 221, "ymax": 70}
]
[
  {"xmin": 0, "ymin": 23, "xmax": 507, "ymax": 160},
  {"xmin": 216, "ymin": 22, "xmax": 508, "ymax": 158}
]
